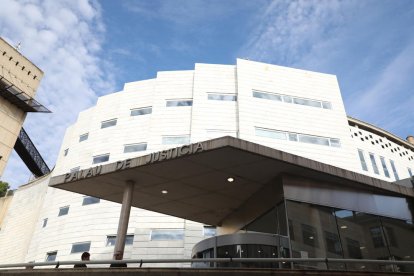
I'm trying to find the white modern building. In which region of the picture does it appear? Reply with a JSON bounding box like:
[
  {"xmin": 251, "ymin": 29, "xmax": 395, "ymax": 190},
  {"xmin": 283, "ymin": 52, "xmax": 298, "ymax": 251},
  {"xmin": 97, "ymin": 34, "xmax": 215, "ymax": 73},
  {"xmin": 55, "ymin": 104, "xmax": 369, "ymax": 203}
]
[{"xmin": 0, "ymin": 59, "xmax": 413, "ymax": 271}]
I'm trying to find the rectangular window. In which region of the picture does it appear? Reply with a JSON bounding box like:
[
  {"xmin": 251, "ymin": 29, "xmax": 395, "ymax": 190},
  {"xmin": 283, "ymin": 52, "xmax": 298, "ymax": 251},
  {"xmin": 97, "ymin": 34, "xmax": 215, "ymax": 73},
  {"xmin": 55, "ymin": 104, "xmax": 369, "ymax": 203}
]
[
  {"xmin": 322, "ymin": 101, "xmax": 332, "ymax": 109},
  {"xmin": 283, "ymin": 95, "xmax": 292, "ymax": 103},
  {"xmin": 150, "ymin": 229, "xmax": 184, "ymax": 240},
  {"xmin": 71, "ymin": 242, "xmax": 91, "ymax": 254},
  {"xmin": 203, "ymin": 226, "xmax": 216, "ymax": 237},
  {"xmin": 42, "ymin": 218, "xmax": 48, "ymax": 228},
  {"xmin": 92, "ymin": 153, "xmax": 109, "ymax": 164},
  {"xmin": 384, "ymin": 226, "xmax": 398, "ymax": 247},
  {"xmin": 293, "ymin": 97, "xmax": 322, "ymax": 108},
  {"xmin": 324, "ymin": 231, "xmax": 342, "ymax": 255},
  {"xmin": 70, "ymin": 166, "xmax": 80, "ymax": 173},
  {"xmin": 358, "ymin": 149, "xmax": 368, "ymax": 171},
  {"xmin": 82, "ymin": 196, "xmax": 100, "ymax": 206},
  {"xmin": 370, "ymin": 226, "xmax": 385, "ymax": 248},
  {"xmin": 166, "ymin": 99, "xmax": 193, "ymax": 107},
  {"xmin": 380, "ymin": 157, "xmax": 390, "ymax": 178},
  {"xmin": 252, "ymin": 89, "xmax": 332, "ymax": 110},
  {"xmin": 408, "ymin": 168, "xmax": 413, "ymax": 177},
  {"xmin": 369, "ymin": 153, "xmax": 380, "ymax": 174},
  {"xmin": 106, "ymin": 235, "xmax": 134, "ymax": 246},
  {"xmin": 329, "ymin": 138, "xmax": 341, "ymax": 147},
  {"xmin": 162, "ymin": 135, "xmax": 190, "ymax": 145},
  {"xmin": 390, "ymin": 160, "xmax": 399, "ymax": 180},
  {"xmin": 298, "ymin": 134, "xmax": 329, "ymax": 146},
  {"xmin": 64, "ymin": 148, "xmax": 69, "ymax": 156},
  {"xmin": 207, "ymin": 93, "xmax": 237, "ymax": 101},
  {"xmin": 58, "ymin": 206, "xmax": 69, "ymax": 216},
  {"xmin": 346, "ymin": 238, "xmax": 362, "ymax": 259},
  {"xmin": 301, "ymin": 224, "xmax": 318, "ymax": 247},
  {"xmin": 45, "ymin": 251, "xmax": 57, "ymax": 262},
  {"xmin": 79, "ymin": 133, "xmax": 88, "ymax": 142},
  {"xmin": 253, "ymin": 90, "xmax": 282, "ymax": 102},
  {"xmin": 124, "ymin": 143, "xmax": 147, "ymax": 153},
  {"xmin": 131, "ymin": 106, "xmax": 152, "ymax": 116},
  {"xmin": 255, "ymin": 127, "xmax": 340, "ymax": 148},
  {"xmin": 101, "ymin": 119, "xmax": 117, "ymax": 129},
  {"xmin": 288, "ymin": 133, "xmax": 298, "ymax": 141},
  {"xmin": 255, "ymin": 127, "xmax": 287, "ymax": 140}
]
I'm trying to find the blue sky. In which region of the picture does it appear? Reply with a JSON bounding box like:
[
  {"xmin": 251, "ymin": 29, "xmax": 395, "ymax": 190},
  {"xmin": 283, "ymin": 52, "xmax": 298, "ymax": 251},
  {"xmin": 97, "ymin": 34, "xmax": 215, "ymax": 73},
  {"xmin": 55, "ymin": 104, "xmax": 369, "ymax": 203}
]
[{"xmin": 1, "ymin": 0, "xmax": 413, "ymax": 188}]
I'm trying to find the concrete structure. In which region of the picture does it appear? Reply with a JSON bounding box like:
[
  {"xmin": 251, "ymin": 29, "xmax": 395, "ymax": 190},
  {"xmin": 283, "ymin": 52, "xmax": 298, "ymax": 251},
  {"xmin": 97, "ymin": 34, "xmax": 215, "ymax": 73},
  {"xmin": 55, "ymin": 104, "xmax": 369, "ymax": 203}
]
[
  {"xmin": 0, "ymin": 37, "xmax": 46, "ymax": 175},
  {"xmin": 0, "ymin": 59, "xmax": 413, "ymax": 272}
]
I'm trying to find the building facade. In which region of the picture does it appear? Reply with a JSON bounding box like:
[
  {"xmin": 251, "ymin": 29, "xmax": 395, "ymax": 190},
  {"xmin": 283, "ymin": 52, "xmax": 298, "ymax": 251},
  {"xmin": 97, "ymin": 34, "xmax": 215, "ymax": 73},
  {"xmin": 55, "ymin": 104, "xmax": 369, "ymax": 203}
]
[
  {"xmin": 0, "ymin": 59, "xmax": 412, "ymax": 270},
  {"xmin": 0, "ymin": 37, "xmax": 45, "ymax": 176}
]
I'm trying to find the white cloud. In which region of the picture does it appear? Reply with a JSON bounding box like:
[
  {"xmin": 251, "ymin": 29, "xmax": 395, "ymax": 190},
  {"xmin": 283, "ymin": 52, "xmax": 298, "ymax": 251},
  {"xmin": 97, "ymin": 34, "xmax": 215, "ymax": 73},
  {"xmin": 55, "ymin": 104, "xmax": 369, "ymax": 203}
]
[
  {"xmin": 240, "ymin": 0, "xmax": 414, "ymax": 139},
  {"xmin": 0, "ymin": 0, "xmax": 114, "ymax": 188},
  {"xmin": 240, "ymin": 0, "xmax": 350, "ymax": 64}
]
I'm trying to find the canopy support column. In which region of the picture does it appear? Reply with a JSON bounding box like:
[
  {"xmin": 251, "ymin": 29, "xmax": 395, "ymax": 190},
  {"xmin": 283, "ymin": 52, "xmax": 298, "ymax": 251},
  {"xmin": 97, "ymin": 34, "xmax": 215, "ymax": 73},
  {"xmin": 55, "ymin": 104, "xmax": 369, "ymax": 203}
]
[{"xmin": 113, "ymin": 180, "xmax": 134, "ymax": 260}]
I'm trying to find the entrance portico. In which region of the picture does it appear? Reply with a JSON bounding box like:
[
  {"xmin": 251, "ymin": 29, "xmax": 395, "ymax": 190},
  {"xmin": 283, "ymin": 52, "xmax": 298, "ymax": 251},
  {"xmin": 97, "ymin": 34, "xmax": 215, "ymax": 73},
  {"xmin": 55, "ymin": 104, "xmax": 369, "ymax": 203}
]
[{"xmin": 49, "ymin": 137, "xmax": 414, "ymax": 260}]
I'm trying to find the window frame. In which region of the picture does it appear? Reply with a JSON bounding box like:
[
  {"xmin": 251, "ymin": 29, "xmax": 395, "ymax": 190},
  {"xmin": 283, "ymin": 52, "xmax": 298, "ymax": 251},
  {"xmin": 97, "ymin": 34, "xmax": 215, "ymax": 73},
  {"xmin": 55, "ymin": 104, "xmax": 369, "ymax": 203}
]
[
  {"xmin": 82, "ymin": 196, "xmax": 100, "ymax": 206},
  {"xmin": 45, "ymin": 251, "xmax": 57, "ymax": 262},
  {"xmin": 70, "ymin": 241, "xmax": 91, "ymax": 254},
  {"xmin": 357, "ymin": 149, "xmax": 368, "ymax": 171},
  {"xmin": 100, "ymin": 118, "xmax": 117, "ymax": 129},
  {"xmin": 58, "ymin": 206, "xmax": 69, "ymax": 217},
  {"xmin": 150, "ymin": 229, "xmax": 185, "ymax": 241},
  {"xmin": 79, "ymin": 133, "xmax": 89, "ymax": 142},
  {"xmin": 369, "ymin": 153, "xmax": 380, "ymax": 175},
  {"xmin": 166, "ymin": 99, "xmax": 193, "ymax": 107},
  {"xmin": 207, "ymin": 93, "xmax": 237, "ymax": 101},
  {"xmin": 92, "ymin": 153, "xmax": 110, "ymax": 164},
  {"xmin": 123, "ymin": 143, "xmax": 147, "ymax": 153},
  {"xmin": 130, "ymin": 106, "xmax": 152, "ymax": 116},
  {"xmin": 106, "ymin": 234, "xmax": 134, "ymax": 247}
]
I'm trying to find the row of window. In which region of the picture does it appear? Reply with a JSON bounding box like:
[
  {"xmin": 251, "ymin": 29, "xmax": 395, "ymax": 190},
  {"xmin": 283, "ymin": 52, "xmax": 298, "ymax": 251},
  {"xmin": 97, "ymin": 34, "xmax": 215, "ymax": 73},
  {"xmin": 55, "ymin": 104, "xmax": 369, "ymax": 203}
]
[
  {"xmin": 252, "ymin": 90, "xmax": 332, "ymax": 110},
  {"xmin": 255, "ymin": 127, "xmax": 341, "ymax": 148},
  {"xmin": 295, "ymin": 222, "xmax": 397, "ymax": 257},
  {"xmin": 42, "ymin": 197, "xmax": 101, "ymax": 226},
  {"xmin": 351, "ymin": 128, "xmax": 414, "ymax": 162},
  {"xmin": 357, "ymin": 149, "xmax": 413, "ymax": 181},
  {"xmin": 65, "ymin": 89, "xmax": 332, "ymax": 156},
  {"xmin": 44, "ymin": 227, "xmax": 216, "ymax": 261},
  {"xmin": 88, "ymin": 136, "xmax": 190, "ymax": 166},
  {"xmin": 45, "ymin": 235, "xmax": 133, "ymax": 261},
  {"xmin": 74, "ymin": 126, "xmax": 340, "ymax": 168}
]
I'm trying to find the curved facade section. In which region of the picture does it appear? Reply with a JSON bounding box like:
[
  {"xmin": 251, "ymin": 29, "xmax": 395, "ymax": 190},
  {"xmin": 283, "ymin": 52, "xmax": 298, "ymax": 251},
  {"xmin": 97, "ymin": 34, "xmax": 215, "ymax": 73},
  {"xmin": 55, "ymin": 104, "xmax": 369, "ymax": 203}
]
[
  {"xmin": 348, "ymin": 117, "xmax": 414, "ymax": 183},
  {"xmin": 55, "ymin": 59, "xmax": 361, "ymax": 175}
]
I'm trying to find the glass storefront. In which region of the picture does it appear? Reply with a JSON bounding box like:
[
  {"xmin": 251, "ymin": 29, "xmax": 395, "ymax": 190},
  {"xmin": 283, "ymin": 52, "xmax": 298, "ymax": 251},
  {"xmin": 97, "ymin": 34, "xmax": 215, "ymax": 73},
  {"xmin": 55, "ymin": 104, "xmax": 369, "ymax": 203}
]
[
  {"xmin": 192, "ymin": 199, "xmax": 414, "ymax": 272},
  {"xmin": 286, "ymin": 200, "xmax": 414, "ymax": 272}
]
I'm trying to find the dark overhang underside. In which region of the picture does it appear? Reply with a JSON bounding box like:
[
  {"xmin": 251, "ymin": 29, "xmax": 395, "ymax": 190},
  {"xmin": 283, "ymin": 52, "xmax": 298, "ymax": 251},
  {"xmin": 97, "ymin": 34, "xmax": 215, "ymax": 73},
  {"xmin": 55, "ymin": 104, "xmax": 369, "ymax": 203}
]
[
  {"xmin": 50, "ymin": 137, "xmax": 414, "ymax": 226},
  {"xmin": 0, "ymin": 77, "xmax": 50, "ymax": 113}
]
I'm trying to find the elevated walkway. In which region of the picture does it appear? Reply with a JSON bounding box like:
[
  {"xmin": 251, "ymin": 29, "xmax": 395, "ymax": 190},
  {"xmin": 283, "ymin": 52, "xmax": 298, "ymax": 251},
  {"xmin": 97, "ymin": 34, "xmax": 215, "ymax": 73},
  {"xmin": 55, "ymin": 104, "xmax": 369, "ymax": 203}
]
[{"xmin": 14, "ymin": 128, "xmax": 50, "ymax": 177}]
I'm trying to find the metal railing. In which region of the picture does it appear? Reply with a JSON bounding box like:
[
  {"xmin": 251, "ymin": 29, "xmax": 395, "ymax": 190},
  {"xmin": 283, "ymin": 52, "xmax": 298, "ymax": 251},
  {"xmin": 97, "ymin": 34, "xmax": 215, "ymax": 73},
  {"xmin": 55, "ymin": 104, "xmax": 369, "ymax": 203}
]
[{"xmin": 0, "ymin": 258, "xmax": 413, "ymax": 271}]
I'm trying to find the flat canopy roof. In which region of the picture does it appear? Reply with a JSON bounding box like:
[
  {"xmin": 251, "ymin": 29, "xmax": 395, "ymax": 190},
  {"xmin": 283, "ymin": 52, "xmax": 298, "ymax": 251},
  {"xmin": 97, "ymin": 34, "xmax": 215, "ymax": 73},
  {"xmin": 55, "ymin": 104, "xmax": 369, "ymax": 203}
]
[{"xmin": 50, "ymin": 137, "xmax": 414, "ymax": 226}]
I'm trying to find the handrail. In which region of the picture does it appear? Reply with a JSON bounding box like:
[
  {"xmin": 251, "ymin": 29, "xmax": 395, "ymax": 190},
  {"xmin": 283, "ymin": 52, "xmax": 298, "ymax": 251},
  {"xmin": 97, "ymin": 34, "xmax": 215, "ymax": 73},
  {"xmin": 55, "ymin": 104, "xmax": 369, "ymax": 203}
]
[{"xmin": 0, "ymin": 258, "xmax": 413, "ymax": 270}]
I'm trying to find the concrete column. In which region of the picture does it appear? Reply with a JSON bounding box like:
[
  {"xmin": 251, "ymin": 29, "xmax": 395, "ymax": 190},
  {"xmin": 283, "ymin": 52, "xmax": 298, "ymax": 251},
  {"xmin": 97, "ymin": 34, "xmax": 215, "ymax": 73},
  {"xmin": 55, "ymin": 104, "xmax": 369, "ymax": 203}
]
[{"xmin": 113, "ymin": 180, "xmax": 134, "ymax": 260}]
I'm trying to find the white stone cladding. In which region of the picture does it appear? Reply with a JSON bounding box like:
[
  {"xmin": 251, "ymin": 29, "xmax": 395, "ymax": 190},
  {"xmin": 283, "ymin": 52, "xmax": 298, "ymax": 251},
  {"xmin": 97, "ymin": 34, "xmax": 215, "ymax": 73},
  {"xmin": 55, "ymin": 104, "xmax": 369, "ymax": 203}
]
[
  {"xmin": 0, "ymin": 59, "xmax": 413, "ymax": 265},
  {"xmin": 236, "ymin": 59, "xmax": 360, "ymax": 172},
  {"xmin": 0, "ymin": 175, "xmax": 49, "ymax": 264},
  {"xmin": 349, "ymin": 125, "xmax": 414, "ymax": 181}
]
